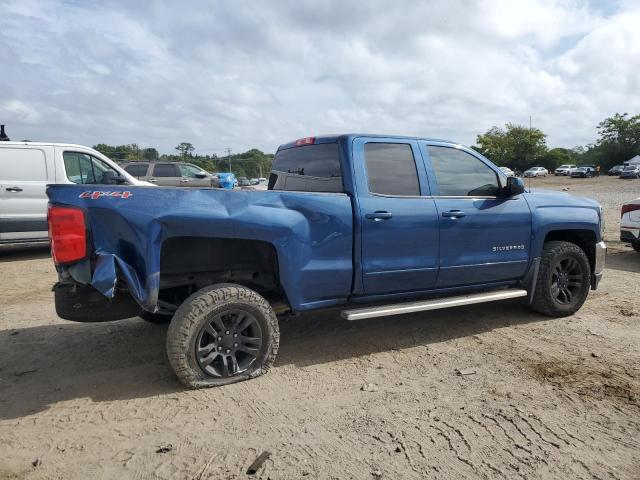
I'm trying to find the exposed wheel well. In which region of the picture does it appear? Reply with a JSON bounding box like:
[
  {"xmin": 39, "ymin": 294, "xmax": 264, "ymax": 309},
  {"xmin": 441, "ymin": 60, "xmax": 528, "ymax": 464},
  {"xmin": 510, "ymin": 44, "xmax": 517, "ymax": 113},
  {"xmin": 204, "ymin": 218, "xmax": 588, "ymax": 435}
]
[
  {"xmin": 158, "ymin": 236, "xmax": 285, "ymax": 308},
  {"xmin": 543, "ymin": 230, "xmax": 596, "ymax": 272}
]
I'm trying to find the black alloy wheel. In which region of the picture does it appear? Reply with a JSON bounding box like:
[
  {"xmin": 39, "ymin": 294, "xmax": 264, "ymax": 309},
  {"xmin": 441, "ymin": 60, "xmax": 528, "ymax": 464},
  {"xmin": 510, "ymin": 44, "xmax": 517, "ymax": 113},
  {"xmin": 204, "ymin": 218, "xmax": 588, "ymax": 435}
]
[
  {"xmin": 550, "ymin": 256, "xmax": 584, "ymax": 305},
  {"xmin": 195, "ymin": 309, "xmax": 263, "ymax": 378}
]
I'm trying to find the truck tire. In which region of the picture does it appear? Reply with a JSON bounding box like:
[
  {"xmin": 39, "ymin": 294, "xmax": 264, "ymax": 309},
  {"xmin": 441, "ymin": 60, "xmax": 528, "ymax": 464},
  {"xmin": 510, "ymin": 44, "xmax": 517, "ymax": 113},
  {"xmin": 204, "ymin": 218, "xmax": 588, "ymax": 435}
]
[
  {"xmin": 139, "ymin": 311, "xmax": 173, "ymax": 324},
  {"xmin": 530, "ymin": 241, "xmax": 591, "ymax": 317},
  {"xmin": 166, "ymin": 283, "xmax": 279, "ymax": 388}
]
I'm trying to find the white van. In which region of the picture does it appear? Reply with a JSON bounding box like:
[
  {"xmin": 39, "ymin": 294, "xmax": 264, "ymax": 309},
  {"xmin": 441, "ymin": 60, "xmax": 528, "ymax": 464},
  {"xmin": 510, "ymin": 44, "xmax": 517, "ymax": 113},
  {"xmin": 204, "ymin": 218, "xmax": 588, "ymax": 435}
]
[{"xmin": 0, "ymin": 141, "xmax": 152, "ymax": 245}]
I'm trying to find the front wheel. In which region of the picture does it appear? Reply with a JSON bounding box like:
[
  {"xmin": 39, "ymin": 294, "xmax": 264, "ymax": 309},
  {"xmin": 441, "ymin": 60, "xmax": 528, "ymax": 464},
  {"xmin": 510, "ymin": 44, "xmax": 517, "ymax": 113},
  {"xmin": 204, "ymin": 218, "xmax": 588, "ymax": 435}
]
[
  {"xmin": 166, "ymin": 284, "xmax": 279, "ymax": 388},
  {"xmin": 530, "ymin": 241, "xmax": 591, "ymax": 317}
]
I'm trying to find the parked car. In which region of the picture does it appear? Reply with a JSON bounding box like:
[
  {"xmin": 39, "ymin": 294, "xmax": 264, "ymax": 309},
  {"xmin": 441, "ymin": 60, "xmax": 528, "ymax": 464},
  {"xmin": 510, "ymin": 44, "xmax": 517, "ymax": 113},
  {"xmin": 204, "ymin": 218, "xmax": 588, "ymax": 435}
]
[
  {"xmin": 620, "ymin": 165, "xmax": 640, "ymax": 179},
  {"xmin": 123, "ymin": 162, "xmax": 219, "ymax": 187},
  {"xmin": 554, "ymin": 164, "xmax": 577, "ymax": 176},
  {"xmin": 608, "ymin": 165, "xmax": 624, "ymax": 176},
  {"xmin": 48, "ymin": 133, "xmax": 605, "ymax": 388},
  {"xmin": 570, "ymin": 166, "xmax": 596, "ymax": 178},
  {"xmin": 237, "ymin": 177, "xmax": 251, "ymax": 187},
  {"xmin": 250, "ymin": 178, "xmax": 260, "ymax": 185},
  {"xmin": 621, "ymin": 198, "xmax": 640, "ymax": 253},
  {"xmin": 0, "ymin": 140, "xmax": 151, "ymax": 245},
  {"xmin": 499, "ymin": 166, "xmax": 515, "ymax": 177},
  {"xmin": 214, "ymin": 172, "xmax": 238, "ymax": 189},
  {"xmin": 523, "ymin": 167, "xmax": 548, "ymax": 177},
  {"xmin": 258, "ymin": 177, "xmax": 268, "ymax": 184}
]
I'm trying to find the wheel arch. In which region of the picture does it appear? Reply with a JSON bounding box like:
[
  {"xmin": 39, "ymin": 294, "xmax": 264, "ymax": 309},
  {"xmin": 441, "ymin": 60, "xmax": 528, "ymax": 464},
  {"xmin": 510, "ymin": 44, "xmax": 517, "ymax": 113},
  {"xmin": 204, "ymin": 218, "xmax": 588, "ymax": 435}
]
[
  {"xmin": 540, "ymin": 229, "xmax": 597, "ymax": 272},
  {"xmin": 158, "ymin": 236, "xmax": 290, "ymax": 308}
]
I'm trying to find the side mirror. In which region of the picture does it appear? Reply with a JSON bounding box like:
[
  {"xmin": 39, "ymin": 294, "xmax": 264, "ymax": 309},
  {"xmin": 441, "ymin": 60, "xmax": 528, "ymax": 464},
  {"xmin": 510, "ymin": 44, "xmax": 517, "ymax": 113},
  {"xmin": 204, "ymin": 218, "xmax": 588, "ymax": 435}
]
[
  {"xmin": 195, "ymin": 172, "xmax": 208, "ymax": 179},
  {"xmin": 505, "ymin": 176, "xmax": 525, "ymax": 196}
]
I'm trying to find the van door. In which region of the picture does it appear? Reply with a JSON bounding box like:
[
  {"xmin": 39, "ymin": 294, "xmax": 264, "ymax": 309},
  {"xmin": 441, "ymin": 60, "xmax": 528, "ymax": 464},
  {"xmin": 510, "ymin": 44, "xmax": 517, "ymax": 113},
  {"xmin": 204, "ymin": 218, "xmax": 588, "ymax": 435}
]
[
  {"xmin": 0, "ymin": 146, "xmax": 53, "ymax": 242},
  {"xmin": 178, "ymin": 164, "xmax": 212, "ymax": 187},
  {"xmin": 149, "ymin": 163, "xmax": 181, "ymax": 186}
]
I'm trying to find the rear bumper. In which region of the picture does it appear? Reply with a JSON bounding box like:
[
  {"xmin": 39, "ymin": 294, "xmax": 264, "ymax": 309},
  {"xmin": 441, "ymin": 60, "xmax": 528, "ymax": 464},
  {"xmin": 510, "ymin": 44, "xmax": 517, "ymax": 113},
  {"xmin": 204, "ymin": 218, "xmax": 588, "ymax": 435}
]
[
  {"xmin": 591, "ymin": 241, "xmax": 606, "ymax": 290},
  {"xmin": 54, "ymin": 282, "xmax": 140, "ymax": 322}
]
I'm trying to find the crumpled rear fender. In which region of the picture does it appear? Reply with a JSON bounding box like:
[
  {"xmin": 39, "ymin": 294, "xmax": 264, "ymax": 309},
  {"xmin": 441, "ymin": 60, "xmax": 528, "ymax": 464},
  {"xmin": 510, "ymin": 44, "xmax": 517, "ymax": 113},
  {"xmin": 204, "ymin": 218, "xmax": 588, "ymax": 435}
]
[{"xmin": 47, "ymin": 185, "xmax": 353, "ymax": 312}]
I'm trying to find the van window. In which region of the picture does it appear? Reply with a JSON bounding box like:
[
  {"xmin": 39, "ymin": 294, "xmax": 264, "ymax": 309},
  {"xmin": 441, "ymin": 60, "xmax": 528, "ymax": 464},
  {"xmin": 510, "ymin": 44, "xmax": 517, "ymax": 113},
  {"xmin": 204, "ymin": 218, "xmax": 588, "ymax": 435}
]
[
  {"xmin": 1, "ymin": 148, "xmax": 47, "ymax": 181},
  {"xmin": 364, "ymin": 143, "xmax": 420, "ymax": 196},
  {"xmin": 428, "ymin": 146, "xmax": 500, "ymax": 197},
  {"xmin": 125, "ymin": 163, "xmax": 149, "ymax": 177},
  {"xmin": 269, "ymin": 143, "xmax": 342, "ymax": 192},
  {"xmin": 63, "ymin": 152, "xmax": 123, "ymax": 184}
]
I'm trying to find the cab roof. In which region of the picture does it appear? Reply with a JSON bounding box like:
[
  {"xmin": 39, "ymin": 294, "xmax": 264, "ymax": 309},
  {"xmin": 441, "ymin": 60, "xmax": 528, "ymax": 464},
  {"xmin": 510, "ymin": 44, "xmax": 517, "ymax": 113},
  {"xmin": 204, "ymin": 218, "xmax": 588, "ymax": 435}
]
[
  {"xmin": 0, "ymin": 141, "xmax": 98, "ymax": 150},
  {"xmin": 277, "ymin": 134, "xmax": 458, "ymax": 151}
]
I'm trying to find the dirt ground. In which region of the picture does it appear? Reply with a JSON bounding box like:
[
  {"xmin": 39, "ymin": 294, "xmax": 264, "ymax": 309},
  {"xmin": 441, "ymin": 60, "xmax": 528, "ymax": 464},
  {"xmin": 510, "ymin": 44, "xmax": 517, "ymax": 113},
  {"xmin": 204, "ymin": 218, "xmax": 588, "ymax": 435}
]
[{"xmin": 1, "ymin": 175, "xmax": 639, "ymax": 480}]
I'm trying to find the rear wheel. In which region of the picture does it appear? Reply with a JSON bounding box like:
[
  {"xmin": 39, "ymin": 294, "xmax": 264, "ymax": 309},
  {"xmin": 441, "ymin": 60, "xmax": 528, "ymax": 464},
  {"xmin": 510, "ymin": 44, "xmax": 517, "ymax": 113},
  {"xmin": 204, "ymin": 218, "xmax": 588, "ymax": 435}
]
[
  {"xmin": 530, "ymin": 241, "xmax": 591, "ymax": 317},
  {"xmin": 633, "ymin": 241, "xmax": 640, "ymax": 253},
  {"xmin": 166, "ymin": 284, "xmax": 279, "ymax": 388}
]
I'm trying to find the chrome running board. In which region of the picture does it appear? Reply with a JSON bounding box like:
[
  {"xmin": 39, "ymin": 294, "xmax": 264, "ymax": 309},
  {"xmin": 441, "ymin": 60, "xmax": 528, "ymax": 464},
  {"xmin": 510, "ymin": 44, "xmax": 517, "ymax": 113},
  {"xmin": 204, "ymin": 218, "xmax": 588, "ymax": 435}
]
[{"xmin": 341, "ymin": 289, "xmax": 528, "ymax": 321}]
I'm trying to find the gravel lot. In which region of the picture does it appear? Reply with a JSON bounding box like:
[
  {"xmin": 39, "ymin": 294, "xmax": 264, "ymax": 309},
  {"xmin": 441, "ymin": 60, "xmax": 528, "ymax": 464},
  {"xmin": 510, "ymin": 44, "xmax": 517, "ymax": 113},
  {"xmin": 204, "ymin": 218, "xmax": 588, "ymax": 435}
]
[{"xmin": 1, "ymin": 176, "xmax": 639, "ymax": 480}]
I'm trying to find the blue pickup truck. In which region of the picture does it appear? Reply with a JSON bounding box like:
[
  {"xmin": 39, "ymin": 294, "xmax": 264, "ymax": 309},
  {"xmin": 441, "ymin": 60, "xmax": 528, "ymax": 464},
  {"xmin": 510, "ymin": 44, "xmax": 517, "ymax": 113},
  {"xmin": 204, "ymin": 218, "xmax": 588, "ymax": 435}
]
[{"xmin": 47, "ymin": 134, "xmax": 606, "ymax": 388}]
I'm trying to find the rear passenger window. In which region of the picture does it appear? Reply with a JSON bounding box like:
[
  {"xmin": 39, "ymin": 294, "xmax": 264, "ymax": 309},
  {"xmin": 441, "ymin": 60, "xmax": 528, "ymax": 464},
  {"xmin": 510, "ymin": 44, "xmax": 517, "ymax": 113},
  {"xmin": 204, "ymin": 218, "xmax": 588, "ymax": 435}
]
[
  {"xmin": 269, "ymin": 143, "xmax": 342, "ymax": 192},
  {"xmin": 428, "ymin": 146, "xmax": 500, "ymax": 197},
  {"xmin": 125, "ymin": 163, "xmax": 149, "ymax": 177},
  {"xmin": 364, "ymin": 143, "xmax": 420, "ymax": 196},
  {"xmin": 0, "ymin": 148, "xmax": 47, "ymax": 181},
  {"xmin": 153, "ymin": 164, "xmax": 178, "ymax": 177}
]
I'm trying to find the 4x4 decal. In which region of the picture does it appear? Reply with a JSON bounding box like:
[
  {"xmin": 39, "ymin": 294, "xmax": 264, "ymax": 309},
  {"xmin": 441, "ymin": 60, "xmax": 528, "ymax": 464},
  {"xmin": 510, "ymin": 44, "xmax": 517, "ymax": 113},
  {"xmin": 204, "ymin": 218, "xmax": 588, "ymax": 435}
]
[{"xmin": 79, "ymin": 191, "xmax": 133, "ymax": 200}]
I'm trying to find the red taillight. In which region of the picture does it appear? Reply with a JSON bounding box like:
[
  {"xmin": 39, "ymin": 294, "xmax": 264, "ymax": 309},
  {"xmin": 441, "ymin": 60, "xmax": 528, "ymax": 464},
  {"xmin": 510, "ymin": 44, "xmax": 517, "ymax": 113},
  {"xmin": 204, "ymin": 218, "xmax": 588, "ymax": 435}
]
[
  {"xmin": 47, "ymin": 205, "xmax": 87, "ymax": 265},
  {"xmin": 295, "ymin": 136, "xmax": 315, "ymax": 146},
  {"xmin": 621, "ymin": 203, "xmax": 640, "ymax": 218}
]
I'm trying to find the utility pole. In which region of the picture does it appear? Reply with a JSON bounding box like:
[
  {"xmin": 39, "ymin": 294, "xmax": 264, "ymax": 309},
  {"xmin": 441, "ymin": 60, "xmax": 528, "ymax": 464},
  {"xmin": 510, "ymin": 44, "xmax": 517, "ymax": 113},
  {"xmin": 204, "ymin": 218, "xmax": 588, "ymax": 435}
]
[
  {"xmin": 529, "ymin": 115, "xmax": 532, "ymax": 161},
  {"xmin": 225, "ymin": 147, "xmax": 232, "ymax": 173}
]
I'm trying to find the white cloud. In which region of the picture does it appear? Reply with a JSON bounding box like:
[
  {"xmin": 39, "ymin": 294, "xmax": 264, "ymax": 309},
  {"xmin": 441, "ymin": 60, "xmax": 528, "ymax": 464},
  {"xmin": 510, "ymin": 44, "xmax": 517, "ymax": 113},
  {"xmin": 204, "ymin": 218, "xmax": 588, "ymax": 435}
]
[{"xmin": 0, "ymin": 0, "xmax": 638, "ymax": 155}]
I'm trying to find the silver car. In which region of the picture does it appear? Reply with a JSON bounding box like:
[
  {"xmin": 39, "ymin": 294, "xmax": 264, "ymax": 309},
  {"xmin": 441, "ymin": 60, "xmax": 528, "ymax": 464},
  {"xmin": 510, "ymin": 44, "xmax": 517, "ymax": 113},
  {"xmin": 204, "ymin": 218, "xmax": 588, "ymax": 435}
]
[{"xmin": 123, "ymin": 162, "xmax": 219, "ymax": 187}]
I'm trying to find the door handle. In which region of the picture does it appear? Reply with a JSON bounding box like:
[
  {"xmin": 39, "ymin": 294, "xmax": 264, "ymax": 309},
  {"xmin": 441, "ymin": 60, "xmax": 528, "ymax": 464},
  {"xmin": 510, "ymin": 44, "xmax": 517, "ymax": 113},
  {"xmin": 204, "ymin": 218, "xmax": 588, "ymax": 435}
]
[
  {"xmin": 366, "ymin": 211, "xmax": 393, "ymax": 221},
  {"xmin": 148, "ymin": 178, "xmax": 157, "ymax": 183},
  {"xmin": 180, "ymin": 178, "xmax": 190, "ymax": 183},
  {"xmin": 442, "ymin": 210, "xmax": 466, "ymax": 218},
  {"xmin": 5, "ymin": 187, "xmax": 23, "ymax": 192}
]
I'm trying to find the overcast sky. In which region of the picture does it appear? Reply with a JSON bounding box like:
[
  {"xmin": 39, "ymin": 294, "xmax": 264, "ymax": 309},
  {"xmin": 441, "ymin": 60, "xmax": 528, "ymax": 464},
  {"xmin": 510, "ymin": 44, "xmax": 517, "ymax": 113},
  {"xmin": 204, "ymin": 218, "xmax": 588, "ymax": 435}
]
[{"xmin": 1, "ymin": 0, "xmax": 639, "ymax": 156}]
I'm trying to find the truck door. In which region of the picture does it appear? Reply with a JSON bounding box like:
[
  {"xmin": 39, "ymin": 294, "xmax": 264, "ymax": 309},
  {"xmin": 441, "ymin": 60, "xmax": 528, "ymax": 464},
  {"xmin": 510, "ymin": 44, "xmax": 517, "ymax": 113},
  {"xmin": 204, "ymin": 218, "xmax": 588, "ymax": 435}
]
[
  {"xmin": 354, "ymin": 138, "xmax": 440, "ymax": 295},
  {"xmin": 420, "ymin": 143, "xmax": 532, "ymax": 288},
  {"xmin": 0, "ymin": 145, "xmax": 52, "ymax": 242}
]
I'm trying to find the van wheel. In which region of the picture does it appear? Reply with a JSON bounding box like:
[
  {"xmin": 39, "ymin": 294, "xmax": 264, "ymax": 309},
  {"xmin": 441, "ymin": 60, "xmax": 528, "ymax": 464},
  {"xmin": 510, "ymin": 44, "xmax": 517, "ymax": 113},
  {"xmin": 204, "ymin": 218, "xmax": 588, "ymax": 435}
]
[
  {"xmin": 530, "ymin": 241, "xmax": 591, "ymax": 317},
  {"xmin": 166, "ymin": 284, "xmax": 279, "ymax": 388},
  {"xmin": 139, "ymin": 311, "xmax": 173, "ymax": 324}
]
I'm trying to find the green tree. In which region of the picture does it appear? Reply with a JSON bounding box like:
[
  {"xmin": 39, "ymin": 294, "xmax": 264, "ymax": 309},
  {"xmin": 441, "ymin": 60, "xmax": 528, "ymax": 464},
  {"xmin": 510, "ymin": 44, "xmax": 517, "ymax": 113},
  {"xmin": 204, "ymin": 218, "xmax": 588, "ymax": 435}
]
[
  {"xmin": 142, "ymin": 148, "xmax": 159, "ymax": 161},
  {"xmin": 474, "ymin": 123, "xmax": 547, "ymax": 171},
  {"xmin": 175, "ymin": 142, "xmax": 195, "ymax": 159},
  {"xmin": 539, "ymin": 147, "xmax": 573, "ymax": 171},
  {"xmin": 595, "ymin": 113, "xmax": 640, "ymax": 168}
]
